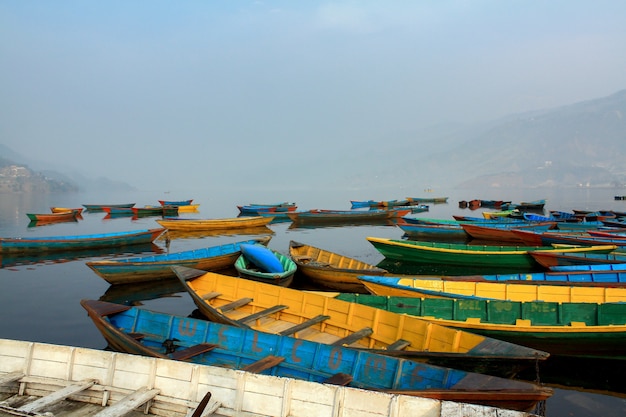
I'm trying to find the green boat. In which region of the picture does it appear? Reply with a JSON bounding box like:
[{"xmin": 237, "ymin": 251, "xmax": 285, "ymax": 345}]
[
  {"xmin": 334, "ymin": 293, "xmax": 626, "ymax": 359},
  {"xmin": 366, "ymin": 237, "xmax": 617, "ymax": 269}
]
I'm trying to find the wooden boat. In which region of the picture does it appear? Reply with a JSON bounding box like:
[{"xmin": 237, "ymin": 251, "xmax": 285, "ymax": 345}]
[
  {"xmin": 131, "ymin": 205, "xmax": 165, "ymax": 216},
  {"xmin": 25, "ymin": 211, "xmax": 77, "ymax": 222},
  {"xmin": 156, "ymin": 216, "xmax": 273, "ymax": 231},
  {"xmin": 529, "ymin": 251, "xmax": 626, "ymax": 269},
  {"xmin": 406, "ymin": 196, "xmax": 449, "ymax": 204},
  {"xmin": 366, "ymin": 237, "xmax": 617, "ymax": 269},
  {"xmin": 158, "ymin": 199, "xmax": 193, "ymax": 206},
  {"xmin": 102, "ymin": 206, "xmax": 134, "ymax": 215},
  {"xmin": 460, "ymin": 222, "xmax": 556, "ymax": 243},
  {"xmin": 50, "ymin": 206, "xmax": 83, "ymax": 215},
  {"xmin": 167, "ymin": 203, "xmax": 200, "ymax": 212},
  {"xmin": 288, "ymin": 240, "xmax": 388, "ymax": 292},
  {"xmin": 86, "ymin": 236, "xmax": 271, "ymax": 284},
  {"xmin": 234, "ymin": 244, "xmax": 297, "ymax": 286},
  {"xmin": 448, "ymin": 268, "xmax": 626, "ymax": 286},
  {"xmin": 502, "ymin": 199, "xmax": 546, "ymax": 211},
  {"xmin": 511, "ymin": 229, "xmax": 626, "ymax": 248},
  {"xmin": 350, "ymin": 199, "xmax": 409, "ymax": 208},
  {"xmin": 173, "ymin": 266, "xmax": 550, "ymax": 377},
  {"xmin": 0, "ymin": 228, "xmax": 165, "ymax": 254},
  {"xmin": 357, "ymin": 275, "xmax": 626, "ymax": 303},
  {"xmin": 2, "ymin": 338, "xmax": 512, "ymax": 417},
  {"xmin": 332, "ymin": 294, "xmax": 626, "ymax": 359},
  {"xmin": 82, "ymin": 203, "xmax": 135, "ymax": 211},
  {"xmin": 482, "ymin": 209, "xmax": 516, "ymax": 219},
  {"xmin": 287, "ymin": 209, "xmax": 410, "ymax": 225},
  {"xmin": 238, "ymin": 203, "xmax": 297, "ymax": 215},
  {"xmin": 160, "ymin": 226, "xmax": 274, "ymax": 240},
  {"xmin": 547, "ymin": 263, "xmax": 626, "ymax": 273},
  {"xmin": 81, "ymin": 300, "xmax": 551, "ymax": 412},
  {"xmin": 396, "ymin": 221, "xmax": 469, "ymax": 240}
]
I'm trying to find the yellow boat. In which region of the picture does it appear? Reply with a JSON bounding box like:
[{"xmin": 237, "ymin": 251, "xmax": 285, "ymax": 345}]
[
  {"xmin": 357, "ymin": 275, "xmax": 626, "ymax": 303},
  {"xmin": 156, "ymin": 216, "xmax": 273, "ymax": 231},
  {"xmin": 172, "ymin": 266, "xmax": 549, "ymax": 378}
]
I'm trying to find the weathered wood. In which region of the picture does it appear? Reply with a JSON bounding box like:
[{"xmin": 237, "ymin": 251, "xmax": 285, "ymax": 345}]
[
  {"xmin": 387, "ymin": 339, "xmax": 411, "ymax": 351},
  {"xmin": 201, "ymin": 291, "xmax": 221, "ymax": 301},
  {"xmin": 331, "ymin": 327, "xmax": 373, "ymax": 346},
  {"xmin": 279, "ymin": 315, "xmax": 330, "ymax": 336},
  {"xmin": 237, "ymin": 305, "xmax": 288, "ymax": 324},
  {"xmin": 128, "ymin": 332, "xmax": 145, "ymax": 340},
  {"xmin": 218, "ymin": 297, "xmax": 253, "ymax": 312},
  {"xmin": 0, "ymin": 371, "xmax": 24, "ymax": 386},
  {"xmin": 18, "ymin": 379, "xmax": 96, "ymax": 413},
  {"xmin": 323, "ymin": 373, "xmax": 353, "ymax": 386},
  {"xmin": 242, "ymin": 355, "xmax": 285, "ymax": 373},
  {"xmin": 92, "ymin": 387, "xmax": 160, "ymax": 417},
  {"xmin": 169, "ymin": 343, "xmax": 218, "ymax": 361}
]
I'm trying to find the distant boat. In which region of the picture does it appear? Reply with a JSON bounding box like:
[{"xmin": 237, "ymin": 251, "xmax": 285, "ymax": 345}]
[
  {"xmin": 82, "ymin": 203, "xmax": 135, "ymax": 211},
  {"xmin": 157, "ymin": 216, "xmax": 274, "ymax": 231},
  {"xmin": 158, "ymin": 199, "xmax": 193, "ymax": 206},
  {"xmin": 25, "ymin": 211, "xmax": 78, "ymax": 223},
  {"xmin": 50, "ymin": 207, "xmax": 83, "ymax": 215}
]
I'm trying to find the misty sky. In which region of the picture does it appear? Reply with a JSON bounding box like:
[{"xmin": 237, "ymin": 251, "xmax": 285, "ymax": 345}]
[{"xmin": 1, "ymin": 1, "xmax": 626, "ymax": 191}]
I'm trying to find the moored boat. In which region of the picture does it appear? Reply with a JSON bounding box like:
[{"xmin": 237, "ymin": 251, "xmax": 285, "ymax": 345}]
[
  {"xmin": 50, "ymin": 206, "xmax": 84, "ymax": 215},
  {"xmin": 288, "ymin": 240, "xmax": 388, "ymax": 292},
  {"xmin": 25, "ymin": 211, "xmax": 78, "ymax": 222},
  {"xmin": 357, "ymin": 275, "xmax": 626, "ymax": 303},
  {"xmin": 86, "ymin": 236, "xmax": 272, "ymax": 284},
  {"xmin": 460, "ymin": 222, "xmax": 556, "ymax": 243},
  {"xmin": 172, "ymin": 266, "xmax": 550, "ymax": 377},
  {"xmin": 396, "ymin": 221, "xmax": 469, "ymax": 241},
  {"xmin": 332, "ymin": 293, "xmax": 626, "ymax": 359},
  {"xmin": 366, "ymin": 237, "xmax": 616, "ymax": 269},
  {"xmin": 82, "ymin": 203, "xmax": 135, "ymax": 211},
  {"xmin": 287, "ymin": 208, "xmax": 409, "ymax": 225},
  {"xmin": 234, "ymin": 243, "xmax": 297, "ymax": 286},
  {"xmin": 156, "ymin": 216, "xmax": 274, "ymax": 231},
  {"xmin": 0, "ymin": 228, "xmax": 165, "ymax": 254},
  {"xmin": 158, "ymin": 199, "xmax": 193, "ymax": 206},
  {"xmin": 529, "ymin": 251, "xmax": 626, "ymax": 269},
  {"xmin": 81, "ymin": 299, "xmax": 552, "ymax": 412}
]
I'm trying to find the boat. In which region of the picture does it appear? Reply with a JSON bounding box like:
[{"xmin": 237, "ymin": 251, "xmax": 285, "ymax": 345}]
[
  {"xmin": 238, "ymin": 203, "xmax": 297, "ymax": 215},
  {"xmin": 0, "ymin": 228, "xmax": 165, "ymax": 253},
  {"xmin": 81, "ymin": 300, "xmax": 552, "ymax": 412},
  {"xmin": 482, "ymin": 209, "xmax": 516, "ymax": 219},
  {"xmin": 406, "ymin": 197, "xmax": 449, "ymax": 204},
  {"xmin": 86, "ymin": 236, "xmax": 272, "ymax": 285},
  {"xmin": 50, "ymin": 206, "xmax": 84, "ymax": 215},
  {"xmin": 25, "ymin": 211, "xmax": 78, "ymax": 222},
  {"xmin": 234, "ymin": 243, "xmax": 297, "ymax": 286},
  {"xmin": 529, "ymin": 251, "xmax": 626, "ymax": 269},
  {"xmin": 501, "ymin": 199, "xmax": 546, "ymax": 211},
  {"xmin": 511, "ymin": 229, "xmax": 626, "ymax": 248},
  {"xmin": 131, "ymin": 205, "xmax": 166, "ymax": 216},
  {"xmin": 396, "ymin": 221, "xmax": 469, "ymax": 241},
  {"xmin": 82, "ymin": 203, "xmax": 135, "ymax": 211},
  {"xmin": 288, "ymin": 240, "xmax": 388, "ymax": 292},
  {"xmin": 102, "ymin": 206, "xmax": 135, "ymax": 215},
  {"xmin": 366, "ymin": 237, "xmax": 617, "ymax": 269},
  {"xmin": 158, "ymin": 199, "xmax": 193, "ymax": 206},
  {"xmin": 168, "ymin": 203, "xmax": 200, "ymax": 212},
  {"xmin": 1, "ymin": 338, "xmax": 518, "ymax": 417},
  {"xmin": 357, "ymin": 275, "xmax": 626, "ymax": 303},
  {"xmin": 173, "ymin": 266, "xmax": 550, "ymax": 377},
  {"xmin": 350, "ymin": 199, "xmax": 409, "ymax": 208},
  {"xmin": 287, "ymin": 209, "xmax": 410, "ymax": 225},
  {"xmin": 156, "ymin": 216, "xmax": 274, "ymax": 231},
  {"xmin": 459, "ymin": 222, "xmax": 556, "ymax": 243},
  {"xmin": 332, "ymin": 293, "xmax": 626, "ymax": 359}
]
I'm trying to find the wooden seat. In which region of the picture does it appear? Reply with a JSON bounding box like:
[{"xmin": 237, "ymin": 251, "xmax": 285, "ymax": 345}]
[
  {"xmin": 323, "ymin": 373, "xmax": 353, "ymax": 386},
  {"xmin": 242, "ymin": 355, "xmax": 285, "ymax": 373},
  {"xmin": 218, "ymin": 297, "xmax": 253, "ymax": 312},
  {"xmin": 201, "ymin": 291, "xmax": 221, "ymax": 301},
  {"xmin": 18, "ymin": 379, "xmax": 97, "ymax": 413},
  {"xmin": 170, "ymin": 343, "xmax": 218, "ymax": 361},
  {"xmin": 0, "ymin": 371, "xmax": 24, "ymax": 386},
  {"xmin": 331, "ymin": 327, "xmax": 373, "ymax": 347},
  {"xmin": 386, "ymin": 339, "xmax": 411, "ymax": 351},
  {"xmin": 92, "ymin": 387, "xmax": 160, "ymax": 417},
  {"xmin": 128, "ymin": 332, "xmax": 145, "ymax": 341},
  {"xmin": 237, "ymin": 305, "xmax": 288, "ymax": 324},
  {"xmin": 279, "ymin": 315, "xmax": 330, "ymax": 336}
]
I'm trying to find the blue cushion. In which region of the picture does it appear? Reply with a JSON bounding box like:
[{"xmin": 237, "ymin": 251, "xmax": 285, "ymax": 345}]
[{"xmin": 240, "ymin": 244, "xmax": 284, "ymax": 273}]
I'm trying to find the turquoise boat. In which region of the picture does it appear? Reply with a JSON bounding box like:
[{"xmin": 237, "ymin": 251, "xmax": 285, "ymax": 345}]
[
  {"xmin": 0, "ymin": 228, "xmax": 165, "ymax": 254},
  {"xmin": 81, "ymin": 299, "xmax": 552, "ymax": 412}
]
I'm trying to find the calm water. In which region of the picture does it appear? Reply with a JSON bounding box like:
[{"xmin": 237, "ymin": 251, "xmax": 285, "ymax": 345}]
[{"xmin": 1, "ymin": 186, "xmax": 626, "ymax": 416}]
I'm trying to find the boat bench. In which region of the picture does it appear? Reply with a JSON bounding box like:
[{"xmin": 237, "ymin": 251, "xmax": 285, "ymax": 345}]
[
  {"xmin": 279, "ymin": 315, "xmax": 330, "ymax": 336},
  {"xmin": 219, "ymin": 297, "xmax": 253, "ymax": 312},
  {"xmin": 170, "ymin": 343, "xmax": 218, "ymax": 361},
  {"xmin": 387, "ymin": 339, "xmax": 411, "ymax": 351},
  {"xmin": 323, "ymin": 373, "xmax": 353, "ymax": 386},
  {"xmin": 331, "ymin": 327, "xmax": 373, "ymax": 347},
  {"xmin": 201, "ymin": 291, "xmax": 221, "ymax": 301},
  {"xmin": 238, "ymin": 305, "xmax": 288, "ymax": 324},
  {"xmin": 242, "ymin": 355, "xmax": 285, "ymax": 373}
]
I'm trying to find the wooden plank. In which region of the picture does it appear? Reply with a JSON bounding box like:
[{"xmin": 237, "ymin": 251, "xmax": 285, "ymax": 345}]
[
  {"xmin": 219, "ymin": 297, "xmax": 253, "ymax": 312},
  {"xmin": 92, "ymin": 387, "xmax": 160, "ymax": 417},
  {"xmin": 279, "ymin": 315, "xmax": 330, "ymax": 336},
  {"xmin": 201, "ymin": 291, "xmax": 221, "ymax": 301},
  {"xmin": 0, "ymin": 371, "xmax": 24, "ymax": 386},
  {"xmin": 169, "ymin": 343, "xmax": 218, "ymax": 361},
  {"xmin": 323, "ymin": 373, "xmax": 353, "ymax": 386},
  {"xmin": 387, "ymin": 339, "xmax": 411, "ymax": 351},
  {"xmin": 128, "ymin": 332, "xmax": 145, "ymax": 340},
  {"xmin": 330, "ymin": 327, "xmax": 373, "ymax": 347},
  {"xmin": 242, "ymin": 355, "xmax": 285, "ymax": 373},
  {"xmin": 237, "ymin": 305, "xmax": 288, "ymax": 324},
  {"xmin": 18, "ymin": 379, "xmax": 96, "ymax": 413}
]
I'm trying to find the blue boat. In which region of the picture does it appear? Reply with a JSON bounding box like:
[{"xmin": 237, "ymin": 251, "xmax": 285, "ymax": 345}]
[
  {"xmin": 460, "ymin": 268, "xmax": 626, "ymax": 285},
  {"xmin": 158, "ymin": 199, "xmax": 193, "ymax": 206},
  {"xmin": 82, "ymin": 203, "xmax": 135, "ymax": 211},
  {"xmin": 0, "ymin": 228, "xmax": 165, "ymax": 254},
  {"xmin": 81, "ymin": 299, "xmax": 552, "ymax": 412},
  {"xmin": 548, "ymin": 263, "xmax": 626, "ymax": 273},
  {"xmin": 397, "ymin": 221, "xmax": 468, "ymax": 240},
  {"xmin": 86, "ymin": 236, "xmax": 272, "ymax": 285}
]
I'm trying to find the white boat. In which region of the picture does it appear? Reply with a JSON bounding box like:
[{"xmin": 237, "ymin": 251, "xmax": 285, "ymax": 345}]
[{"xmin": 0, "ymin": 338, "xmax": 540, "ymax": 417}]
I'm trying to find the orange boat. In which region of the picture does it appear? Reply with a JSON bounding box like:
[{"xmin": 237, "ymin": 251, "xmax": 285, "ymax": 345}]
[{"xmin": 26, "ymin": 211, "xmax": 78, "ymax": 222}]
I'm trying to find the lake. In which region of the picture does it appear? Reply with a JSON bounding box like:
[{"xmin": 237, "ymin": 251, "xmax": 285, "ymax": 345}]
[{"xmin": 1, "ymin": 186, "xmax": 626, "ymax": 417}]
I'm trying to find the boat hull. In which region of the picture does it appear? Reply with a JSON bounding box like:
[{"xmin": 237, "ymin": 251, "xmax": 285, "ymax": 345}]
[{"xmin": 157, "ymin": 216, "xmax": 273, "ymax": 231}]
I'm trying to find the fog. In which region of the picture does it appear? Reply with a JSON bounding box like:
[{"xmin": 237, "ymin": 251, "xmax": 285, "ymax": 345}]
[{"xmin": 1, "ymin": 1, "xmax": 626, "ymax": 191}]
